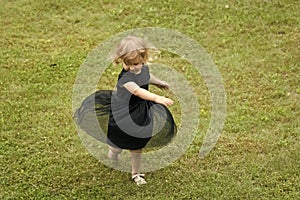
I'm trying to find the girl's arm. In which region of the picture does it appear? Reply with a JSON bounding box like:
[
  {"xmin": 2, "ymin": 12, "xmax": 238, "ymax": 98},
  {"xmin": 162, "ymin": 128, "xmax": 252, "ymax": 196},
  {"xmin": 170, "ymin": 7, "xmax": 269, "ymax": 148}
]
[
  {"xmin": 123, "ymin": 82, "xmax": 173, "ymax": 107},
  {"xmin": 149, "ymin": 73, "xmax": 170, "ymax": 90}
]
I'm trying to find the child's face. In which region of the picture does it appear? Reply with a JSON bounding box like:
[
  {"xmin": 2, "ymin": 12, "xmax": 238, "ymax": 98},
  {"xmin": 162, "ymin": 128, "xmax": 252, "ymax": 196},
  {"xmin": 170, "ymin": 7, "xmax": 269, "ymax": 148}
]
[
  {"xmin": 124, "ymin": 56, "xmax": 144, "ymax": 74},
  {"xmin": 125, "ymin": 62, "xmax": 143, "ymax": 74}
]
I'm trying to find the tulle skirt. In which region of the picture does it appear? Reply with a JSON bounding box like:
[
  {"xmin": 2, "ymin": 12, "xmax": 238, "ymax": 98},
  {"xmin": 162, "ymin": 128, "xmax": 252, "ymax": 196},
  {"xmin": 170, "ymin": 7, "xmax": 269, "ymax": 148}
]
[{"xmin": 74, "ymin": 90, "xmax": 177, "ymax": 150}]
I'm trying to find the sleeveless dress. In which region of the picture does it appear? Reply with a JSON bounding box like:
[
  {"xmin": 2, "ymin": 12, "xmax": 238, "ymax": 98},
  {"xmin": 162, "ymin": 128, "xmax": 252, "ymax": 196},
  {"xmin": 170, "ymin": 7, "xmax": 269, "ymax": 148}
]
[{"xmin": 74, "ymin": 65, "xmax": 176, "ymax": 150}]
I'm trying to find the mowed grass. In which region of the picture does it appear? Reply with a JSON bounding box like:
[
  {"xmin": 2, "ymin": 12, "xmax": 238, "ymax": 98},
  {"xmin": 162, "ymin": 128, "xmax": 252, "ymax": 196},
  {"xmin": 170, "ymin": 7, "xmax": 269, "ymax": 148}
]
[{"xmin": 1, "ymin": 0, "xmax": 299, "ymax": 199}]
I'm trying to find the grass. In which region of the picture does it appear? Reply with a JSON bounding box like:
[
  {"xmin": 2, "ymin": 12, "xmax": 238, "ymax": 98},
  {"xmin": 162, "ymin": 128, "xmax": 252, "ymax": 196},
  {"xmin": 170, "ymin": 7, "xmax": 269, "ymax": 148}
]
[{"xmin": 1, "ymin": 0, "xmax": 299, "ymax": 199}]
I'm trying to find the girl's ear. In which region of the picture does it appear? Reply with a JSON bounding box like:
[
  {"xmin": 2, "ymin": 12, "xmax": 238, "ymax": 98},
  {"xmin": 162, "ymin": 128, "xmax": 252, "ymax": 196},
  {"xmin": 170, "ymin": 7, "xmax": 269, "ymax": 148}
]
[{"xmin": 123, "ymin": 62, "xmax": 129, "ymax": 70}]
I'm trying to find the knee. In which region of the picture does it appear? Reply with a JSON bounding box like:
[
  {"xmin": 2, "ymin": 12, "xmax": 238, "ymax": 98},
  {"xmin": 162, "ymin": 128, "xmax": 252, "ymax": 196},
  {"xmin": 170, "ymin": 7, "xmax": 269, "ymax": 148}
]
[{"xmin": 109, "ymin": 146, "xmax": 122, "ymax": 154}]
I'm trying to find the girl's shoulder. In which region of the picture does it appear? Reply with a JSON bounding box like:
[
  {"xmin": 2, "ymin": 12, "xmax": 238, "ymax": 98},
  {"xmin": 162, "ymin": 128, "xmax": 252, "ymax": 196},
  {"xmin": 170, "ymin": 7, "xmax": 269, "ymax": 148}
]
[{"xmin": 142, "ymin": 65, "xmax": 149, "ymax": 73}]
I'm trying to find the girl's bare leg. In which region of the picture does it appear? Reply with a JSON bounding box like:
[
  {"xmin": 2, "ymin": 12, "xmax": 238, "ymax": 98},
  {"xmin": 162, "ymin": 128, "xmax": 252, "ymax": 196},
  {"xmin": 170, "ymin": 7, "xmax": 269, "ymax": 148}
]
[
  {"xmin": 130, "ymin": 149, "xmax": 142, "ymax": 175},
  {"xmin": 130, "ymin": 149, "xmax": 147, "ymax": 185},
  {"xmin": 108, "ymin": 146, "xmax": 122, "ymax": 160}
]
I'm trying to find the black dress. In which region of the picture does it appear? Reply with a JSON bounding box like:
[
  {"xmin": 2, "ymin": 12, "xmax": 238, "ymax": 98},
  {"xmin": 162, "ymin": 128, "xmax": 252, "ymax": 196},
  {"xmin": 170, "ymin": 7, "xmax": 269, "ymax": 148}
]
[{"xmin": 74, "ymin": 65, "xmax": 176, "ymax": 150}]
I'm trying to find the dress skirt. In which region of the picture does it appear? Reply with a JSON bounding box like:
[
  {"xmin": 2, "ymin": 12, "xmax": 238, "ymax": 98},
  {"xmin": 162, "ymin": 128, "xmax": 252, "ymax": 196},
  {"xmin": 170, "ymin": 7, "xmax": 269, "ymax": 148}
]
[{"xmin": 74, "ymin": 90, "xmax": 177, "ymax": 150}]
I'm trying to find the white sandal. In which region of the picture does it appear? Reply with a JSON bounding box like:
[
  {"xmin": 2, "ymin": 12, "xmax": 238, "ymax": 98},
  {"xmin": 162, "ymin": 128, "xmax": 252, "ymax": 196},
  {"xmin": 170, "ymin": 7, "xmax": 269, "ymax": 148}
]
[{"xmin": 132, "ymin": 174, "xmax": 147, "ymax": 185}]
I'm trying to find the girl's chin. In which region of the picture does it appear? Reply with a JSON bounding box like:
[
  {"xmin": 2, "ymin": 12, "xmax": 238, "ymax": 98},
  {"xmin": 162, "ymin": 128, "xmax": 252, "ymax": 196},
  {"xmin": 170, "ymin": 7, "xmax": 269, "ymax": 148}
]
[{"xmin": 130, "ymin": 69, "xmax": 141, "ymax": 74}]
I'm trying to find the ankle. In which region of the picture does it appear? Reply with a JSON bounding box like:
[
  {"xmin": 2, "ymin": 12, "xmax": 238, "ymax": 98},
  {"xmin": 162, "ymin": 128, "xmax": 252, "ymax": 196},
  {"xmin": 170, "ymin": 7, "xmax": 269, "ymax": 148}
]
[{"xmin": 132, "ymin": 172, "xmax": 139, "ymax": 176}]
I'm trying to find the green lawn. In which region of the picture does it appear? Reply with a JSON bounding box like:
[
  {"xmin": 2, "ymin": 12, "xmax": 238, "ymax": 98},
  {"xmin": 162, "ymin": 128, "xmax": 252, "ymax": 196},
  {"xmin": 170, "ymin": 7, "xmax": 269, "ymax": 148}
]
[{"xmin": 1, "ymin": 0, "xmax": 299, "ymax": 199}]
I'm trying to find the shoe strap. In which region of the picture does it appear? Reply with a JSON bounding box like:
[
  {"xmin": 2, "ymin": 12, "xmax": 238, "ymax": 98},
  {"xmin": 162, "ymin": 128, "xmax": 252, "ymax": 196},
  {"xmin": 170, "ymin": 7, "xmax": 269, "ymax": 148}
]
[{"xmin": 132, "ymin": 174, "xmax": 145, "ymax": 180}]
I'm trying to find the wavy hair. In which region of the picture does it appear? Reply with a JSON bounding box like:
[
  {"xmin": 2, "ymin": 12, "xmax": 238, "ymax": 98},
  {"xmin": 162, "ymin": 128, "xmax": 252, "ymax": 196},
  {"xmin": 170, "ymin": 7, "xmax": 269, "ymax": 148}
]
[{"xmin": 110, "ymin": 36, "xmax": 155, "ymax": 65}]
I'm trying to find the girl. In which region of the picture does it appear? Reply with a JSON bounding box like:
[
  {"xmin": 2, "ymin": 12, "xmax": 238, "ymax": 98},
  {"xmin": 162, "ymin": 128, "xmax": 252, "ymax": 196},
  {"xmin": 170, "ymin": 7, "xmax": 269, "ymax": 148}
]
[{"xmin": 75, "ymin": 36, "xmax": 176, "ymax": 185}]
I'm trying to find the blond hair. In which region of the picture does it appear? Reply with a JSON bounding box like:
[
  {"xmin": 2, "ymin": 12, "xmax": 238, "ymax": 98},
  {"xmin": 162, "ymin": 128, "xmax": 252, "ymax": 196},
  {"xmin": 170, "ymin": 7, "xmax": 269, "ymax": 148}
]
[{"xmin": 111, "ymin": 36, "xmax": 153, "ymax": 65}]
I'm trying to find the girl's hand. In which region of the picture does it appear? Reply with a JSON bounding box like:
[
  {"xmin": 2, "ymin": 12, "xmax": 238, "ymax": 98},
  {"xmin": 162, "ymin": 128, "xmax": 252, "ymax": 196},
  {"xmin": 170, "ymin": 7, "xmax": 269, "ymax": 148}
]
[
  {"xmin": 149, "ymin": 74, "xmax": 170, "ymax": 90},
  {"xmin": 153, "ymin": 81, "xmax": 170, "ymax": 90},
  {"xmin": 155, "ymin": 96, "xmax": 174, "ymax": 107},
  {"xmin": 158, "ymin": 81, "xmax": 170, "ymax": 90}
]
